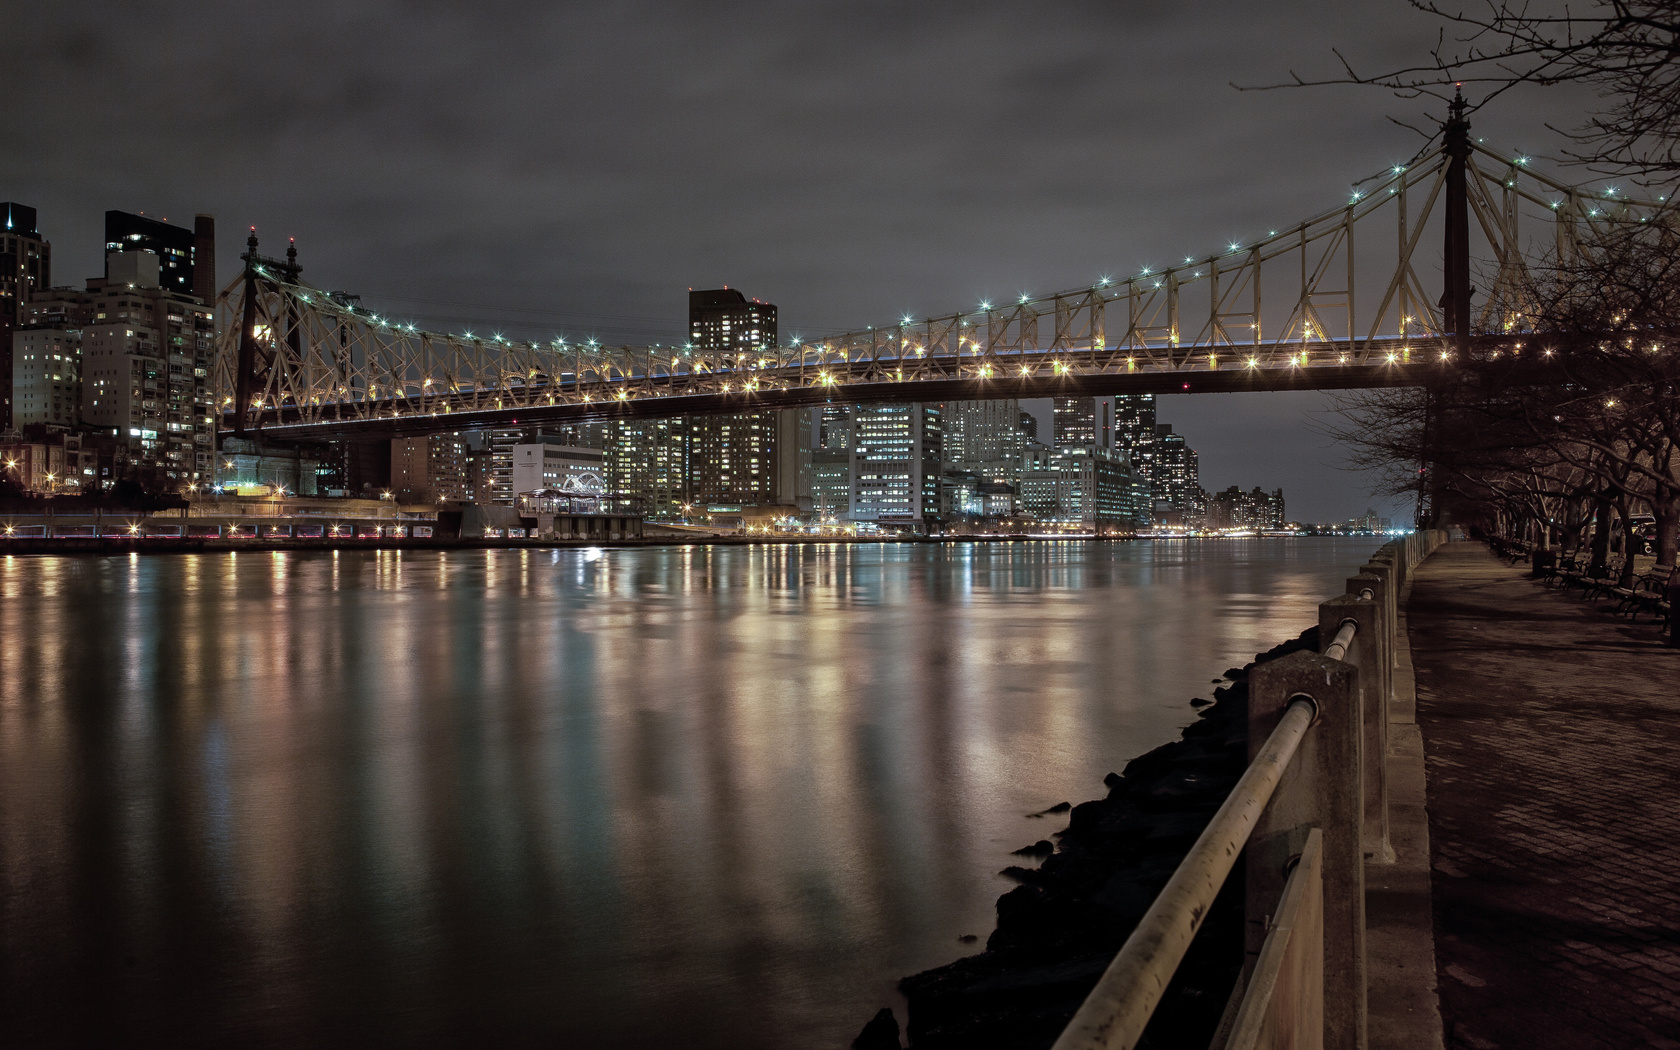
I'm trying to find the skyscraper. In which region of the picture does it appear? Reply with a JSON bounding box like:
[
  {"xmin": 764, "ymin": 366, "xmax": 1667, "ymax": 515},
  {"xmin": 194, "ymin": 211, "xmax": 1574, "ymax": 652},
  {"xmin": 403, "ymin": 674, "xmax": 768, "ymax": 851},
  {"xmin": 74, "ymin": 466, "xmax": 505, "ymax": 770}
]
[
  {"xmin": 1151, "ymin": 424, "xmax": 1202, "ymax": 521},
  {"xmin": 812, "ymin": 404, "xmax": 853, "ymax": 520},
  {"xmin": 391, "ymin": 434, "xmax": 471, "ymax": 503},
  {"xmin": 192, "ymin": 215, "xmax": 217, "ymax": 302},
  {"xmin": 600, "ymin": 411, "xmax": 810, "ymax": 520},
  {"xmin": 605, "ymin": 417, "xmax": 687, "ymax": 519},
  {"xmin": 1113, "ymin": 392, "xmax": 1156, "ymax": 459},
  {"xmin": 78, "ymin": 250, "xmax": 216, "ymax": 486},
  {"xmin": 944, "ymin": 398, "xmax": 1022, "ymax": 481},
  {"xmin": 689, "ymin": 287, "xmax": 777, "ymax": 354},
  {"xmin": 1052, "ymin": 396, "xmax": 1097, "ymax": 449},
  {"xmin": 676, "ymin": 288, "xmax": 805, "ymax": 513},
  {"xmin": 1, "ymin": 203, "xmax": 51, "ymax": 429},
  {"xmin": 852, "ymin": 402, "xmax": 942, "ymax": 528},
  {"xmin": 686, "ymin": 412, "xmax": 779, "ymax": 508},
  {"xmin": 105, "ymin": 212, "xmax": 209, "ymax": 299}
]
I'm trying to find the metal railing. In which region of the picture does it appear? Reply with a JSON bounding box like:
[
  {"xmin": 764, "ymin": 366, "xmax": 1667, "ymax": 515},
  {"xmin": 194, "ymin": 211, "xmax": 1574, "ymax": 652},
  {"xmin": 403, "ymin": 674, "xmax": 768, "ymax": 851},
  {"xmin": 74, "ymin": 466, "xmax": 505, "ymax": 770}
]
[
  {"xmin": 1052, "ymin": 529, "xmax": 1447, "ymax": 1050},
  {"xmin": 1053, "ymin": 695, "xmax": 1319, "ymax": 1048},
  {"xmin": 1322, "ymin": 619, "xmax": 1360, "ymax": 661}
]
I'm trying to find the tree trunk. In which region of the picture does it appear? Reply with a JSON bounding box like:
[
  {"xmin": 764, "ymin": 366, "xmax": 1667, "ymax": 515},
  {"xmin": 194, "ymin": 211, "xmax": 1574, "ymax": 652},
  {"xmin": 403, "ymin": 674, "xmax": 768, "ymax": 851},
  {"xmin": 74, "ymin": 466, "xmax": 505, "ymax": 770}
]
[
  {"xmin": 1615, "ymin": 497, "xmax": 1636, "ymax": 587},
  {"xmin": 1590, "ymin": 496, "xmax": 1612, "ymax": 573},
  {"xmin": 1655, "ymin": 492, "xmax": 1679, "ymax": 570},
  {"xmin": 1565, "ymin": 498, "xmax": 1590, "ymax": 552}
]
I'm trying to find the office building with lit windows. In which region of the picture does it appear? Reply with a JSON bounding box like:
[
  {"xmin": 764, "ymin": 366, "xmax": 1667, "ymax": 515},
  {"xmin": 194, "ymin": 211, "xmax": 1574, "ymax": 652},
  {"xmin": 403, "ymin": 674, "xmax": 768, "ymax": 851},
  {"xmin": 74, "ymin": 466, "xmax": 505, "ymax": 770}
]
[
  {"xmin": 851, "ymin": 402, "xmax": 942, "ymax": 528},
  {"xmin": 689, "ymin": 287, "xmax": 777, "ymax": 355},
  {"xmin": 687, "ymin": 413, "xmax": 773, "ymax": 508},
  {"xmin": 1, "ymin": 202, "xmax": 51, "ymax": 429},
  {"xmin": 391, "ymin": 434, "xmax": 472, "ymax": 503},
  {"xmin": 1151, "ymin": 423, "xmax": 1202, "ymax": 522},
  {"xmin": 605, "ymin": 417, "xmax": 688, "ymax": 519},
  {"xmin": 104, "ymin": 211, "xmax": 214, "ymax": 301},
  {"xmin": 77, "ymin": 250, "xmax": 216, "ymax": 486},
  {"xmin": 1018, "ymin": 444, "xmax": 1148, "ymax": 530},
  {"xmin": 1113, "ymin": 394, "xmax": 1156, "ymax": 453},
  {"xmin": 595, "ymin": 288, "xmax": 805, "ymax": 519},
  {"xmin": 812, "ymin": 404, "xmax": 853, "ymax": 520},
  {"xmin": 11, "ymin": 327, "xmax": 80, "ymax": 428},
  {"xmin": 1052, "ymin": 396, "xmax": 1096, "ymax": 450},
  {"xmin": 1205, "ymin": 485, "xmax": 1287, "ymax": 531},
  {"xmin": 944, "ymin": 398, "xmax": 1022, "ymax": 481}
]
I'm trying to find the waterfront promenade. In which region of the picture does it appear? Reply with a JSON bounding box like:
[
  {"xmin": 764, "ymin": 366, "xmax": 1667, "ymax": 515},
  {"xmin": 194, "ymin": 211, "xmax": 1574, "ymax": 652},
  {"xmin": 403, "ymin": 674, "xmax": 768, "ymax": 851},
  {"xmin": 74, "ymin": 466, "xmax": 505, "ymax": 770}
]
[{"xmin": 1407, "ymin": 543, "xmax": 1680, "ymax": 1049}]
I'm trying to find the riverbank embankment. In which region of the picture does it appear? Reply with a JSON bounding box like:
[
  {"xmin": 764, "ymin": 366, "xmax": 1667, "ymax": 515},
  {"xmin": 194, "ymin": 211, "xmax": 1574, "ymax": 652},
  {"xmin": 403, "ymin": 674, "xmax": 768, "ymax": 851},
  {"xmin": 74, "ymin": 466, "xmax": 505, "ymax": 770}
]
[
  {"xmin": 853, "ymin": 627, "xmax": 1325, "ymax": 1050},
  {"xmin": 1407, "ymin": 542, "xmax": 1680, "ymax": 1048}
]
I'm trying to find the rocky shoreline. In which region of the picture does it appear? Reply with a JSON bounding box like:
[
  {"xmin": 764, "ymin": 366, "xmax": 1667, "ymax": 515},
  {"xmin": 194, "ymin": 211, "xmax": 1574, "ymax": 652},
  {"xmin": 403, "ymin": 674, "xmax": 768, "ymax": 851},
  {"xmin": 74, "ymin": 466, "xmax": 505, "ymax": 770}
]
[{"xmin": 854, "ymin": 626, "xmax": 1324, "ymax": 1050}]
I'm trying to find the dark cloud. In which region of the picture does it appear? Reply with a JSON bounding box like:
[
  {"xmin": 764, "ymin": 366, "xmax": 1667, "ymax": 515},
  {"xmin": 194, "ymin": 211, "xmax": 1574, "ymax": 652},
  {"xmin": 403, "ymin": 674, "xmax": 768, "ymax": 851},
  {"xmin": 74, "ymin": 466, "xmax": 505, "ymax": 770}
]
[{"xmin": 1, "ymin": 1, "xmax": 1601, "ymax": 521}]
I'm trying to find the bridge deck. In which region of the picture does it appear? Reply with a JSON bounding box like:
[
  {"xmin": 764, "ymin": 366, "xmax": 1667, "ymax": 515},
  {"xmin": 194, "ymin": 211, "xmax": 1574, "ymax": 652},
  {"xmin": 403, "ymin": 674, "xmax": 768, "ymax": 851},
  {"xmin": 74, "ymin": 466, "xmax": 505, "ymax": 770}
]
[{"xmin": 238, "ymin": 358, "xmax": 1437, "ymax": 441}]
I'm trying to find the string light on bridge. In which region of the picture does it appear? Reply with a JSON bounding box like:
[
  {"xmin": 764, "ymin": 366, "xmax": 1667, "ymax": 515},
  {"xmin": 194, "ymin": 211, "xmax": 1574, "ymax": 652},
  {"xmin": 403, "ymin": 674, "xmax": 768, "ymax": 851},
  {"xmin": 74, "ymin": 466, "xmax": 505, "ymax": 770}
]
[{"xmin": 223, "ymin": 135, "xmax": 1665, "ymax": 438}]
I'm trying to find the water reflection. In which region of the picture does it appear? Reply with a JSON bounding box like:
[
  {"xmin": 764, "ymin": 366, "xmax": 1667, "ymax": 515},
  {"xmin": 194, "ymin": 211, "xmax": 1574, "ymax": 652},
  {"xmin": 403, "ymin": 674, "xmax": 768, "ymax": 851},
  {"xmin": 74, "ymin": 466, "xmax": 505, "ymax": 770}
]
[{"xmin": 0, "ymin": 539, "xmax": 1368, "ymax": 1047}]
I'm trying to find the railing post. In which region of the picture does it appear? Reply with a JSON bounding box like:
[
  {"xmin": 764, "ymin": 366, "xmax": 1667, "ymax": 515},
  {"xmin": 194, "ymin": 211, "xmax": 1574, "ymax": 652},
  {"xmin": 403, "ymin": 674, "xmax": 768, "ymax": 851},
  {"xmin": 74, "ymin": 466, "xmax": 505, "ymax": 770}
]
[
  {"xmin": 1386, "ymin": 540, "xmax": 1407, "ymax": 596},
  {"xmin": 1328, "ymin": 586, "xmax": 1390, "ymax": 864},
  {"xmin": 1358, "ymin": 555, "xmax": 1397, "ymax": 702},
  {"xmin": 1248, "ymin": 649, "xmax": 1366, "ymax": 1050}
]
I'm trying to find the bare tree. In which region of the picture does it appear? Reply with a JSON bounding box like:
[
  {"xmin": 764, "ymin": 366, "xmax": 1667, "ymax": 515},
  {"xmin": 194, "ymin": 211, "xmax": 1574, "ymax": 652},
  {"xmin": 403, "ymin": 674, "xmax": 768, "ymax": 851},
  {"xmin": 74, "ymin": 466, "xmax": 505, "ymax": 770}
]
[
  {"xmin": 1277, "ymin": 3, "xmax": 1680, "ymax": 571},
  {"xmin": 1258, "ymin": 2, "xmax": 1680, "ymax": 186}
]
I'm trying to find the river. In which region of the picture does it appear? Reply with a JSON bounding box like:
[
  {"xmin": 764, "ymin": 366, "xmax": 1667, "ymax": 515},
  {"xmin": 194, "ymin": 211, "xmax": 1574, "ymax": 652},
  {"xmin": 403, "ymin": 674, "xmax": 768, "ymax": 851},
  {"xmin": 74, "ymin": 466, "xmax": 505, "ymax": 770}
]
[{"xmin": 0, "ymin": 538, "xmax": 1373, "ymax": 1048}]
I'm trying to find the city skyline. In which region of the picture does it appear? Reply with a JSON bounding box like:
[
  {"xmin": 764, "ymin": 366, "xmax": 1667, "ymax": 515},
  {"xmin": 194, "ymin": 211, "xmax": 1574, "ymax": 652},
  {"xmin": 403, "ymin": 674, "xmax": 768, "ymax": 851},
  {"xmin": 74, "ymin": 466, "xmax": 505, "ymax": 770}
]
[
  {"xmin": 0, "ymin": 2, "xmax": 1604, "ymax": 522},
  {"xmin": 0, "ymin": 204, "xmax": 1320, "ymax": 531},
  {"xmin": 7, "ymin": 7, "xmax": 1668, "ymax": 1049}
]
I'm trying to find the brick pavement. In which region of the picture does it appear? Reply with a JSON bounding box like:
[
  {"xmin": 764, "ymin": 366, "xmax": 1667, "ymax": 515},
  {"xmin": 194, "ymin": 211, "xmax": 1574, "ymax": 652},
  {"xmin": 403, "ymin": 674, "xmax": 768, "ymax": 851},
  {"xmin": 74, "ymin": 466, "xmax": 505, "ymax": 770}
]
[{"xmin": 1408, "ymin": 542, "xmax": 1680, "ymax": 1049}]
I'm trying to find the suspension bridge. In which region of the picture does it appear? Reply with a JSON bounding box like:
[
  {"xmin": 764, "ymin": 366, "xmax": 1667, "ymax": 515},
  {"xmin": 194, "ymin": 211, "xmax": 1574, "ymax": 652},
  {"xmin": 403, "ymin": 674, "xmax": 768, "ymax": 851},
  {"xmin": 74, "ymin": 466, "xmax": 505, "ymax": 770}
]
[{"xmin": 215, "ymin": 103, "xmax": 1664, "ymax": 442}]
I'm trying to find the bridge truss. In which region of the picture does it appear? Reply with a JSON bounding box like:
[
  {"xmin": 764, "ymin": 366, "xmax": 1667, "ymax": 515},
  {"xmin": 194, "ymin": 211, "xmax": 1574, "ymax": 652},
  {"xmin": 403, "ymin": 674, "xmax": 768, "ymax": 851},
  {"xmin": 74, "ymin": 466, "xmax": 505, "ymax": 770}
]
[{"xmin": 216, "ymin": 123, "xmax": 1666, "ymax": 441}]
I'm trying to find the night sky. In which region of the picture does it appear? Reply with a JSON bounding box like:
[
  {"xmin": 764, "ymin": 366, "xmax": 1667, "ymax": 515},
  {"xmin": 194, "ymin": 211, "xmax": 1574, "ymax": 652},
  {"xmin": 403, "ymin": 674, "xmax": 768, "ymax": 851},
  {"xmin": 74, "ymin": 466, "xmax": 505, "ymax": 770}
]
[{"xmin": 2, "ymin": 2, "xmax": 1597, "ymax": 522}]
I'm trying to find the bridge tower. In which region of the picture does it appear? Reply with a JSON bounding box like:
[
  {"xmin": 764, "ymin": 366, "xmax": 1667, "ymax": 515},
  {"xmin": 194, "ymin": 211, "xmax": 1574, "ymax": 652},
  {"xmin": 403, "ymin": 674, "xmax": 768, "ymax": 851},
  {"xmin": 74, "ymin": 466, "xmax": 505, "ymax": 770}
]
[
  {"xmin": 233, "ymin": 229, "xmax": 260, "ymax": 434},
  {"xmin": 232, "ymin": 230, "xmax": 303, "ymax": 436},
  {"xmin": 1420, "ymin": 90, "xmax": 1476, "ymax": 529},
  {"xmin": 1441, "ymin": 89, "xmax": 1473, "ymax": 352}
]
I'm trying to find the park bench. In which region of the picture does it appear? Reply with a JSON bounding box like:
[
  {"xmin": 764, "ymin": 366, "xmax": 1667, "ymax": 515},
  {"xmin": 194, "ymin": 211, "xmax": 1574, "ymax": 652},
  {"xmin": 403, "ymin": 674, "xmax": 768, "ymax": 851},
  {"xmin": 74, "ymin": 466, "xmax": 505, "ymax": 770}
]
[
  {"xmin": 1547, "ymin": 550, "xmax": 1591, "ymax": 588},
  {"xmin": 1614, "ymin": 563, "xmax": 1674, "ymax": 621},
  {"xmin": 1580, "ymin": 555, "xmax": 1627, "ymax": 601},
  {"xmin": 1489, "ymin": 536, "xmax": 1531, "ymax": 563}
]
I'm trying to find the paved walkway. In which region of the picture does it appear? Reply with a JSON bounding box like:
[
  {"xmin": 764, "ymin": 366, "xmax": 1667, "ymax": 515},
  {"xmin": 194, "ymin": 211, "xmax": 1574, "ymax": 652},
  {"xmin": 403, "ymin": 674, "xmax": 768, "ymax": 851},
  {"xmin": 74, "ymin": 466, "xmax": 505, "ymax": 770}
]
[{"xmin": 1408, "ymin": 542, "xmax": 1680, "ymax": 1049}]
